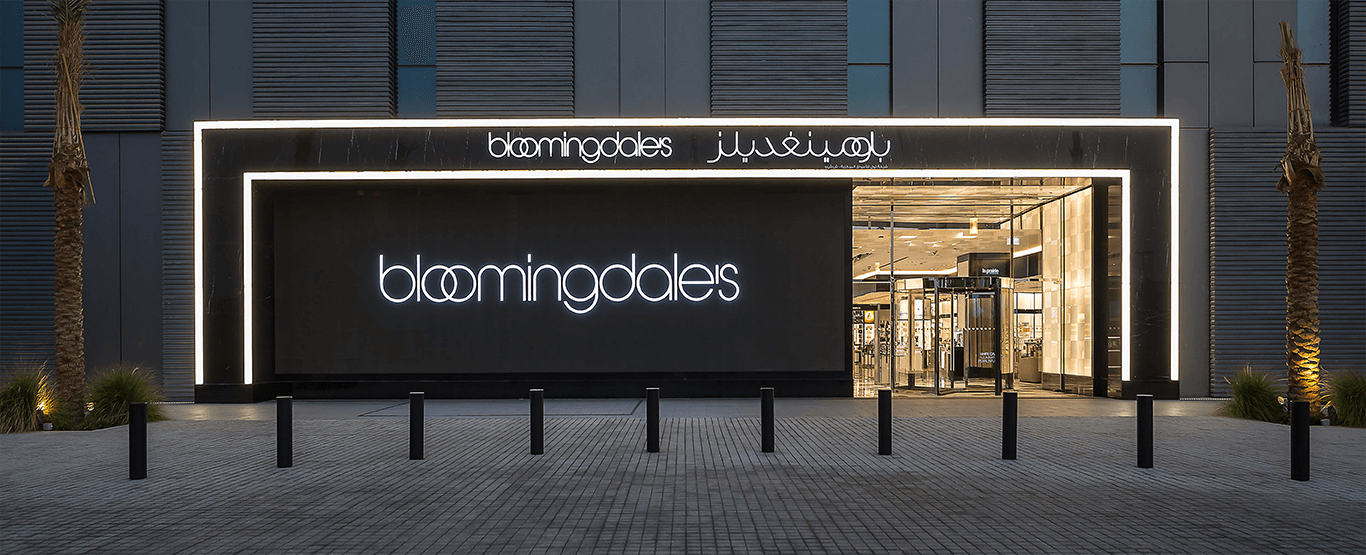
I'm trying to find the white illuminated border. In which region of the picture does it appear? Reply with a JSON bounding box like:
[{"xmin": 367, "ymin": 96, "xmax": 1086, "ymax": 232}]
[
  {"xmin": 238, "ymin": 168, "xmax": 1131, "ymax": 386},
  {"xmin": 194, "ymin": 118, "xmax": 1179, "ymax": 387}
]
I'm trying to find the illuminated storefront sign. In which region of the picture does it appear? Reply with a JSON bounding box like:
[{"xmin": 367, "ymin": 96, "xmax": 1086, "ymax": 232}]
[
  {"xmin": 192, "ymin": 118, "xmax": 1180, "ymax": 400},
  {"xmin": 379, "ymin": 253, "xmax": 740, "ymax": 314},
  {"xmin": 483, "ymin": 128, "xmax": 894, "ymax": 166},
  {"xmin": 487, "ymin": 131, "xmax": 674, "ymax": 163},
  {"xmin": 706, "ymin": 130, "xmax": 891, "ymax": 165}
]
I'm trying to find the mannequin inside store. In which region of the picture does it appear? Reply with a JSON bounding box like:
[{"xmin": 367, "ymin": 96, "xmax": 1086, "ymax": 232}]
[{"xmin": 851, "ymin": 178, "xmax": 1101, "ymax": 398}]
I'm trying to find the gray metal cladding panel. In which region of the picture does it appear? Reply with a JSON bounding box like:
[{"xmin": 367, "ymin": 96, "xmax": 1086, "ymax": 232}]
[
  {"xmin": 1330, "ymin": 0, "xmax": 1364, "ymax": 127},
  {"xmin": 253, "ymin": 0, "xmax": 395, "ymax": 119},
  {"xmin": 1208, "ymin": 129, "xmax": 1366, "ymax": 396},
  {"xmin": 435, "ymin": 0, "xmax": 574, "ymax": 117},
  {"xmin": 711, "ymin": 0, "xmax": 847, "ymax": 116},
  {"xmin": 983, "ymin": 0, "xmax": 1120, "ymax": 117},
  {"xmin": 23, "ymin": 0, "xmax": 165, "ymax": 131},
  {"xmin": 0, "ymin": 134, "xmax": 55, "ymax": 367},
  {"xmin": 160, "ymin": 130, "xmax": 192, "ymax": 401}
]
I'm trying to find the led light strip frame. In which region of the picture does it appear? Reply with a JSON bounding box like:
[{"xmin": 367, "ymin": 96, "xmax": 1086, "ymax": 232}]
[{"xmin": 195, "ymin": 118, "xmax": 1179, "ymax": 387}]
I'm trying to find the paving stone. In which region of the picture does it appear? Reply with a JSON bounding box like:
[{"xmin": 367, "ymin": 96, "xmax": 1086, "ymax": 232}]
[{"xmin": 0, "ymin": 400, "xmax": 1361, "ymax": 554}]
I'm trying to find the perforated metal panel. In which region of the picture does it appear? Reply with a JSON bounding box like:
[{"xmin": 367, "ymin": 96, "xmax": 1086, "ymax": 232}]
[
  {"xmin": 983, "ymin": 0, "xmax": 1120, "ymax": 117},
  {"xmin": 398, "ymin": 2, "xmax": 436, "ymax": 66},
  {"xmin": 0, "ymin": 134, "xmax": 55, "ymax": 368},
  {"xmin": 711, "ymin": 0, "xmax": 847, "ymax": 116},
  {"xmin": 1209, "ymin": 129, "xmax": 1366, "ymax": 396},
  {"xmin": 434, "ymin": 0, "xmax": 573, "ymax": 117},
  {"xmin": 159, "ymin": 130, "xmax": 193, "ymax": 401},
  {"xmin": 1331, "ymin": 0, "xmax": 1365, "ymax": 127},
  {"xmin": 23, "ymin": 0, "xmax": 164, "ymax": 131},
  {"xmin": 253, "ymin": 0, "xmax": 395, "ymax": 119}
]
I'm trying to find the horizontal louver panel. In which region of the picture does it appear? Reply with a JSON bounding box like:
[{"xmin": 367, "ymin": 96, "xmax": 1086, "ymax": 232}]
[
  {"xmin": 711, "ymin": 0, "xmax": 847, "ymax": 116},
  {"xmin": 435, "ymin": 0, "xmax": 574, "ymax": 117},
  {"xmin": 160, "ymin": 131, "xmax": 193, "ymax": 401},
  {"xmin": 1208, "ymin": 129, "xmax": 1366, "ymax": 396},
  {"xmin": 984, "ymin": 0, "xmax": 1119, "ymax": 117},
  {"xmin": 0, "ymin": 134, "xmax": 56, "ymax": 367},
  {"xmin": 1330, "ymin": 0, "xmax": 1365, "ymax": 127},
  {"xmin": 253, "ymin": 0, "xmax": 394, "ymax": 119},
  {"xmin": 23, "ymin": 0, "xmax": 165, "ymax": 131}
]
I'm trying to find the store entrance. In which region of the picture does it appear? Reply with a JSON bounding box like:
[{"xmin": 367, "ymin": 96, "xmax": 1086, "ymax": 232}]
[
  {"xmin": 906, "ymin": 277, "xmax": 1014, "ymax": 395},
  {"xmin": 850, "ymin": 177, "xmax": 1105, "ymax": 398},
  {"xmin": 851, "ymin": 303, "xmax": 894, "ymax": 397}
]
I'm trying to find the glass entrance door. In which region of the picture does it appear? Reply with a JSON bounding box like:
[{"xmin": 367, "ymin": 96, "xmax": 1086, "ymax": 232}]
[
  {"xmin": 933, "ymin": 287, "xmax": 961, "ymax": 394},
  {"xmin": 853, "ymin": 304, "xmax": 896, "ymax": 396},
  {"xmin": 909, "ymin": 277, "xmax": 1014, "ymax": 395}
]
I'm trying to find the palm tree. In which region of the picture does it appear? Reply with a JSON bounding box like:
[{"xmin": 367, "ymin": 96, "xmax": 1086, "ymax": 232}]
[
  {"xmin": 44, "ymin": 0, "xmax": 93, "ymax": 426},
  {"xmin": 1276, "ymin": 22, "xmax": 1324, "ymax": 414}
]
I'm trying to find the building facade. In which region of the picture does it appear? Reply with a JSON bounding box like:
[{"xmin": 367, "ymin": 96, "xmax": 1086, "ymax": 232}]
[{"xmin": 1, "ymin": 0, "xmax": 1363, "ymax": 402}]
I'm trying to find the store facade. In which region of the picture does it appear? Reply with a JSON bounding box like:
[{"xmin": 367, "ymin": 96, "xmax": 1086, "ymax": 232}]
[
  {"xmin": 5, "ymin": 0, "xmax": 1364, "ymax": 403},
  {"xmin": 194, "ymin": 118, "xmax": 1179, "ymax": 402}
]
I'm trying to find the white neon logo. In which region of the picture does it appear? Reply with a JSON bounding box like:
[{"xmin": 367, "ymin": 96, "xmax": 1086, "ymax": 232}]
[
  {"xmin": 487, "ymin": 131, "xmax": 675, "ymax": 164},
  {"xmin": 706, "ymin": 131, "xmax": 891, "ymax": 164},
  {"xmin": 379, "ymin": 253, "xmax": 740, "ymax": 315}
]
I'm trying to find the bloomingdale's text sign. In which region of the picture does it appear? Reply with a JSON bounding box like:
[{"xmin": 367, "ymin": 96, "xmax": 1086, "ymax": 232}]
[
  {"xmin": 269, "ymin": 183, "xmax": 848, "ymax": 376},
  {"xmin": 295, "ymin": 126, "xmax": 918, "ymax": 170},
  {"xmin": 480, "ymin": 127, "xmax": 892, "ymax": 168}
]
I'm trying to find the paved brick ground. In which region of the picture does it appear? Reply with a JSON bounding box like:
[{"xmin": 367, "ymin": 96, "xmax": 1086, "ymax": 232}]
[{"xmin": 1, "ymin": 400, "xmax": 1362, "ymax": 554}]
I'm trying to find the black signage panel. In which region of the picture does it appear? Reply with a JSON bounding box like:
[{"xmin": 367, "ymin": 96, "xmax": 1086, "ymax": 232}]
[
  {"xmin": 216, "ymin": 124, "xmax": 1168, "ymax": 172},
  {"xmin": 268, "ymin": 181, "xmax": 849, "ymax": 377}
]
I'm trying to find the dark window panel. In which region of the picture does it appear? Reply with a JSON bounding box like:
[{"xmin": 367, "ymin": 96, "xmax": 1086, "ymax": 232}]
[
  {"xmin": 23, "ymin": 0, "xmax": 164, "ymax": 131},
  {"xmin": 984, "ymin": 0, "xmax": 1120, "ymax": 117},
  {"xmin": 437, "ymin": 0, "xmax": 574, "ymax": 117},
  {"xmin": 711, "ymin": 0, "xmax": 848, "ymax": 116},
  {"xmin": 252, "ymin": 0, "xmax": 395, "ymax": 119}
]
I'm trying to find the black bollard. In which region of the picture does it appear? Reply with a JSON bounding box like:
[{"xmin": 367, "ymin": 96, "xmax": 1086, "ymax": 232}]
[
  {"xmin": 1291, "ymin": 400, "xmax": 1309, "ymax": 481},
  {"xmin": 530, "ymin": 389, "xmax": 544, "ymax": 455},
  {"xmin": 129, "ymin": 402, "xmax": 147, "ymax": 480},
  {"xmin": 1137, "ymin": 394, "xmax": 1153, "ymax": 468},
  {"xmin": 1002, "ymin": 391, "xmax": 1017, "ymax": 460},
  {"xmin": 646, "ymin": 388, "xmax": 660, "ymax": 453},
  {"xmin": 277, "ymin": 396, "xmax": 293, "ymax": 468},
  {"xmin": 878, "ymin": 389, "xmax": 891, "ymax": 456},
  {"xmin": 410, "ymin": 392, "xmax": 424, "ymax": 460},
  {"xmin": 761, "ymin": 387, "xmax": 774, "ymax": 453}
]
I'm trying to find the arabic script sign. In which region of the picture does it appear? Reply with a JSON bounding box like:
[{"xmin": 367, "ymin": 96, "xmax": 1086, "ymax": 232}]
[{"xmin": 705, "ymin": 131, "xmax": 891, "ymax": 164}]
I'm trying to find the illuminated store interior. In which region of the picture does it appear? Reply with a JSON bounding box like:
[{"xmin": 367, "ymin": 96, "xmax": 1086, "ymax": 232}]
[{"xmin": 850, "ymin": 178, "xmax": 1106, "ymax": 397}]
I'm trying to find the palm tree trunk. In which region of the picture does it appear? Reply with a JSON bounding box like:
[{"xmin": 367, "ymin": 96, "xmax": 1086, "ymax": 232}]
[
  {"xmin": 1277, "ymin": 22, "xmax": 1324, "ymax": 415},
  {"xmin": 46, "ymin": 0, "xmax": 93, "ymax": 425},
  {"xmin": 53, "ymin": 167, "xmax": 85, "ymax": 422},
  {"xmin": 1285, "ymin": 184, "xmax": 1321, "ymax": 410}
]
